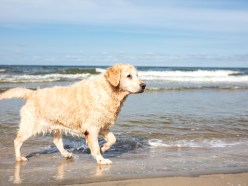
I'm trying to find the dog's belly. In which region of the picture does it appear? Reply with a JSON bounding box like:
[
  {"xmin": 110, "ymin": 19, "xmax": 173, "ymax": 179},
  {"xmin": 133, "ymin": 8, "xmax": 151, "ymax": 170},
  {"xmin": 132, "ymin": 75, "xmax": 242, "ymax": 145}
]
[{"xmin": 37, "ymin": 106, "xmax": 117, "ymax": 135}]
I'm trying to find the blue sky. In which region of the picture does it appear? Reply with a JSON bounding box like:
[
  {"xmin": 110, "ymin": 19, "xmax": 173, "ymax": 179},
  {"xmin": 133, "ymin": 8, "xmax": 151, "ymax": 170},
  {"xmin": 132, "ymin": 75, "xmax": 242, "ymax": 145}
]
[{"xmin": 0, "ymin": 0, "xmax": 248, "ymax": 67}]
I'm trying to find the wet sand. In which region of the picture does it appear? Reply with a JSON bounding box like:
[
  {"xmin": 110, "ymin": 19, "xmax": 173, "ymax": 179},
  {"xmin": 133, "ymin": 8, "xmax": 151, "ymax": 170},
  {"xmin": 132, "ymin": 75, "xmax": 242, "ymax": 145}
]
[
  {"xmin": 79, "ymin": 173, "xmax": 248, "ymax": 186},
  {"xmin": 1, "ymin": 152, "xmax": 248, "ymax": 186}
]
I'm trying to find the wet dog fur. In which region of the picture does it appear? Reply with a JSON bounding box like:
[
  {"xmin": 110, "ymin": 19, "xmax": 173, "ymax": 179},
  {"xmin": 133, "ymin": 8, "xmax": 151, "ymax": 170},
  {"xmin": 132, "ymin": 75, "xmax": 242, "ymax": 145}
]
[{"xmin": 0, "ymin": 64, "xmax": 146, "ymax": 164}]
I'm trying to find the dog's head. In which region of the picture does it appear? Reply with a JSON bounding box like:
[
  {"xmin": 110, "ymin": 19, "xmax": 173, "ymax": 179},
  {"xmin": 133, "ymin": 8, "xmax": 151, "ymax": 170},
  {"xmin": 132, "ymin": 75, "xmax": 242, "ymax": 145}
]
[{"xmin": 105, "ymin": 64, "xmax": 146, "ymax": 94}]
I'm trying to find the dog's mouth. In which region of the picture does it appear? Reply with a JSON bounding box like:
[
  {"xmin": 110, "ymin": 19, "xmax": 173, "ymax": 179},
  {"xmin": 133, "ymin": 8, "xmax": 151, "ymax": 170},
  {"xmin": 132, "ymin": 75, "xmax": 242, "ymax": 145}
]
[
  {"xmin": 138, "ymin": 89, "xmax": 145, "ymax": 93},
  {"xmin": 133, "ymin": 88, "xmax": 145, "ymax": 94},
  {"xmin": 125, "ymin": 86, "xmax": 146, "ymax": 94},
  {"xmin": 126, "ymin": 89, "xmax": 144, "ymax": 94}
]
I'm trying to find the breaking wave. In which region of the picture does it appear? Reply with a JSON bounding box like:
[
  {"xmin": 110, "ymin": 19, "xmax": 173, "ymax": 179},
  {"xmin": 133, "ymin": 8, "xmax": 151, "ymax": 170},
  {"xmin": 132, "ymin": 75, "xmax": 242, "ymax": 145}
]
[
  {"xmin": 148, "ymin": 139, "xmax": 246, "ymax": 148},
  {"xmin": 0, "ymin": 74, "xmax": 90, "ymax": 83},
  {"xmin": 139, "ymin": 70, "xmax": 248, "ymax": 82},
  {"xmin": 0, "ymin": 66, "xmax": 247, "ymax": 85},
  {"xmin": 146, "ymin": 86, "xmax": 248, "ymax": 91}
]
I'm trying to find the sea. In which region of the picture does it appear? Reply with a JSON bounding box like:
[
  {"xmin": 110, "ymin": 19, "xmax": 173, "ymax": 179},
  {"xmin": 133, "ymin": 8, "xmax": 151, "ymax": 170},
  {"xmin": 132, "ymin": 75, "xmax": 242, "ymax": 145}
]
[{"xmin": 0, "ymin": 65, "xmax": 248, "ymax": 185}]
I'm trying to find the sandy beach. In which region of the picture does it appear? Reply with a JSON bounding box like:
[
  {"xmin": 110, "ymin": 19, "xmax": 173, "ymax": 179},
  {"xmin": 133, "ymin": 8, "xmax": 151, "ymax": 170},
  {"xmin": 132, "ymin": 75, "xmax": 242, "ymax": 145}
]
[{"xmin": 80, "ymin": 173, "xmax": 248, "ymax": 186}]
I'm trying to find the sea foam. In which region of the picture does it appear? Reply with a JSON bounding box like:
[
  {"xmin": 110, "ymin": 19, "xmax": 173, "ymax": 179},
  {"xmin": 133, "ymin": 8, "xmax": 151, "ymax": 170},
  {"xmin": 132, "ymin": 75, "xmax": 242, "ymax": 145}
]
[
  {"xmin": 138, "ymin": 70, "xmax": 248, "ymax": 82},
  {"xmin": 148, "ymin": 139, "xmax": 243, "ymax": 148},
  {"xmin": 0, "ymin": 74, "xmax": 90, "ymax": 83}
]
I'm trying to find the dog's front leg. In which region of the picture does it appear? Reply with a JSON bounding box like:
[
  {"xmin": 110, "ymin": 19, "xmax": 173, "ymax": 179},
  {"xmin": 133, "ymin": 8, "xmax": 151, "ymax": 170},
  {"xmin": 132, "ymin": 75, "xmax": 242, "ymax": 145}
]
[
  {"xmin": 100, "ymin": 130, "xmax": 116, "ymax": 154},
  {"xmin": 86, "ymin": 129, "xmax": 112, "ymax": 165}
]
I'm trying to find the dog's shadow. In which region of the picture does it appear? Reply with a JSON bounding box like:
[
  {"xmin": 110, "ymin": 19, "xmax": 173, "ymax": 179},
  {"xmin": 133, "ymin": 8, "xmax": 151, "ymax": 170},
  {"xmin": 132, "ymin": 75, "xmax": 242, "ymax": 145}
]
[{"xmin": 26, "ymin": 136, "xmax": 148, "ymax": 159}]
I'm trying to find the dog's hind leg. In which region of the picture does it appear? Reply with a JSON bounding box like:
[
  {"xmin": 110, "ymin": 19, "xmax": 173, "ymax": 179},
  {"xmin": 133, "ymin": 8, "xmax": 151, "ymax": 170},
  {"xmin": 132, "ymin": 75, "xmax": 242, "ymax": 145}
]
[
  {"xmin": 53, "ymin": 130, "xmax": 73, "ymax": 159},
  {"xmin": 14, "ymin": 105, "xmax": 37, "ymax": 161},
  {"xmin": 14, "ymin": 130, "xmax": 31, "ymax": 162}
]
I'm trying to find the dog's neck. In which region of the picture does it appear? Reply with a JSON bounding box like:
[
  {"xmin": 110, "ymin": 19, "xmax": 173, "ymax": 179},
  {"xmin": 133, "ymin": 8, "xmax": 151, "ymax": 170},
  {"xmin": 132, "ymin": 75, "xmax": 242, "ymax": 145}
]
[
  {"xmin": 111, "ymin": 88, "xmax": 128, "ymax": 118},
  {"xmin": 103, "ymin": 77, "xmax": 129, "ymax": 114}
]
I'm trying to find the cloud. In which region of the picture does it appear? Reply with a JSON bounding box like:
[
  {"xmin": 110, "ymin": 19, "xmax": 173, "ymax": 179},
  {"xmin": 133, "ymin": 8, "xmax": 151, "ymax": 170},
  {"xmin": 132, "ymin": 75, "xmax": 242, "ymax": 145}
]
[
  {"xmin": 0, "ymin": 0, "xmax": 248, "ymax": 33},
  {"xmin": 0, "ymin": 0, "xmax": 142, "ymax": 24},
  {"xmin": 0, "ymin": 0, "xmax": 247, "ymax": 67}
]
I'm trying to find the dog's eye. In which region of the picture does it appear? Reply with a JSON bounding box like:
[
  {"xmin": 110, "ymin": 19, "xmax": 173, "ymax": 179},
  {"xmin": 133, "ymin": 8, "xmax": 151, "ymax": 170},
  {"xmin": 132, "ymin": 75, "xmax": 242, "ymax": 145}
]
[{"xmin": 127, "ymin": 74, "xmax": 132, "ymax": 79}]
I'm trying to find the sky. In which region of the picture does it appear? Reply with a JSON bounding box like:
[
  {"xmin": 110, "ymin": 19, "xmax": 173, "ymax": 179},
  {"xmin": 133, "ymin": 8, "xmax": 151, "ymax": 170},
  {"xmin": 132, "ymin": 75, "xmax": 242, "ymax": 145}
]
[{"xmin": 0, "ymin": 0, "xmax": 248, "ymax": 67}]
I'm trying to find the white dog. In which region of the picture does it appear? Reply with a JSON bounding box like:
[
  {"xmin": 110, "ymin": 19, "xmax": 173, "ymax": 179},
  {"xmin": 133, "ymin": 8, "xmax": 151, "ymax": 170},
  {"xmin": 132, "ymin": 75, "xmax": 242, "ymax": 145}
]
[{"xmin": 0, "ymin": 64, "xmax": 146, "ymax": 164}]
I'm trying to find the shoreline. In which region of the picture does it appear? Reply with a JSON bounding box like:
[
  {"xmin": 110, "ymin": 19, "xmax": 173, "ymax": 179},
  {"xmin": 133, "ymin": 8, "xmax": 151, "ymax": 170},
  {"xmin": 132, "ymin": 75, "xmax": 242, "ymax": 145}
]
[
  {"xmin": 74, "ymin": 172, "xmax": 248, "ymax": 186},
  {"xmin": 3, "ymin": 154, "xmax": 248, "ymax": 185}
]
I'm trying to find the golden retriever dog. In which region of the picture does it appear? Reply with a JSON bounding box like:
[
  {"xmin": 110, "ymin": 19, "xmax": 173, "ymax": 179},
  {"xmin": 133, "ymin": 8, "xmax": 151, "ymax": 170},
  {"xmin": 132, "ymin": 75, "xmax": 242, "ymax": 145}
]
[{"xmin": 0, "ymin": 64, "xmax": 146, "ymax": 164}]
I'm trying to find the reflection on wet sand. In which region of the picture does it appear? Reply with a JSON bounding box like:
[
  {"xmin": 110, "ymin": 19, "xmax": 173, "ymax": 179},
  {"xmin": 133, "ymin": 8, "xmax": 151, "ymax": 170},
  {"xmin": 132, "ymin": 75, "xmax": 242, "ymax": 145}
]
[
  {"xmin": 96, "ymin": 164, "xmax": 111, "ymax": 176},
  {"xmin": 13, "ymin": 158, "xmax": 112, "ymax": 184},
  {"xmin": 54, "ymin": 159, "xmax": 74, "ymax": 180},
  {"xmin": 13, "ymin": 162, "xmax": 26, "ymax": 184}
]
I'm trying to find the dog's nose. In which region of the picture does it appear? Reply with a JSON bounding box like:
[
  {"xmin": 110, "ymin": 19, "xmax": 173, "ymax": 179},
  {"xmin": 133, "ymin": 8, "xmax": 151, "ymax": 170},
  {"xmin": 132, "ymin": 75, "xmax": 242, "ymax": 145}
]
[{"xmin": 140, "ymin": 83, "xmax": 146, "ymax": 90}]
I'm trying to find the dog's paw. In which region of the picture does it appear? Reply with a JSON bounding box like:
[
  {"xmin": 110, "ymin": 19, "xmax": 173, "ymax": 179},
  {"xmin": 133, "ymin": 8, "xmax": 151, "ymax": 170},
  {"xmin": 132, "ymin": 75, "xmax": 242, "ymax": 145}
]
[
  {"xmin": 97, "ymin": 158, "xmax": 112, "ymax": 165},
  {"xmin": 63, "ymin": 152, "xmax": 73, "ymax": 159},
  {"xmin": 16, "ymin": 156, "xmax": 28, "ymax": 162}
]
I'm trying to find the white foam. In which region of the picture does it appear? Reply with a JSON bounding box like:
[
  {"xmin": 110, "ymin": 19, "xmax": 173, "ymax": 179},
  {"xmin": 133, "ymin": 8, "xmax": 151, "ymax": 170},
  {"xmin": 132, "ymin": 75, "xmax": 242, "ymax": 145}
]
[
  {"xmin": 96, "ymin": 68, "xmax": 106, "ymax": 73},
  {"xmin": 0, "ymin": 73, "xmax": 90, "ymax": 83},
  {"xmin": 148, "ymin": 139, "xmax": 243, "ymax": 148},
  {"xmin": 139, "ymin": 70, "xmax": 248, "ymax": 82},
  {"xmin": 140, "ymin": 70, "xmax": 237, "ymax": 77},
  {"xmin": 0, "ymin": 69, "xmax": 6, "ymax": 72},
  {"xmin": 148, "ymin": 139, "xmax": 170, "ymax": 147}
]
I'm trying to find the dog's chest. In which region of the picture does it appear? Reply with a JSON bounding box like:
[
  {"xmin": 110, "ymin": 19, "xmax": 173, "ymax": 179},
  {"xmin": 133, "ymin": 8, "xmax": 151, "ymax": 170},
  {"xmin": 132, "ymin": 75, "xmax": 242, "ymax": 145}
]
[{"xmin": 86, "ymin": 97, "xmax": 124, "ymax": 128}]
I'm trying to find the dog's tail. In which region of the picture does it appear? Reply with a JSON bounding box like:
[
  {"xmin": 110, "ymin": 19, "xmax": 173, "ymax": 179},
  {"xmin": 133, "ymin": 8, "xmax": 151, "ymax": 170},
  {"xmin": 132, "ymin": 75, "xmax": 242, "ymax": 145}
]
[{"xmin": 0, "ymin": 88, "xmax": 34, "ymax": 100}]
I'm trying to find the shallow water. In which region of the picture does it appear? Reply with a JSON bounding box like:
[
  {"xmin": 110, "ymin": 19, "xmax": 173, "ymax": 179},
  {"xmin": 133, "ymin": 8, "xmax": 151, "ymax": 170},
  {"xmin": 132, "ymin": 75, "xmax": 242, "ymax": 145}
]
[{"xmin": 0, "ymin": 65, "xmax": 248, "ymax": 185}]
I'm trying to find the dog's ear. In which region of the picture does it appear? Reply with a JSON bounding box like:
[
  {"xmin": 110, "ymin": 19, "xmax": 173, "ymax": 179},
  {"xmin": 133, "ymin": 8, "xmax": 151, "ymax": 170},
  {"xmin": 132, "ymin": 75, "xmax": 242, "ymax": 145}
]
[{"xmin": 105, "ymin": 66, "xmax": 121, "ymax": 87}]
